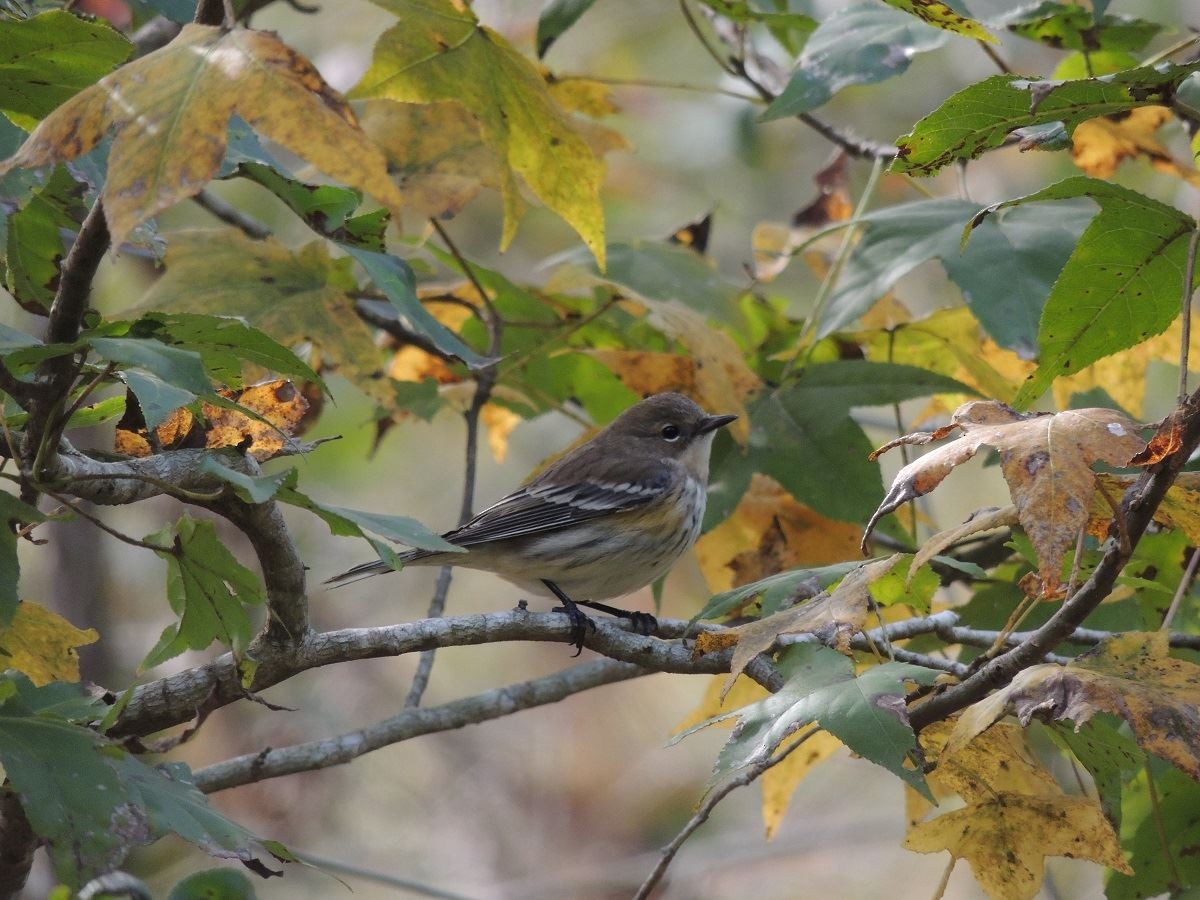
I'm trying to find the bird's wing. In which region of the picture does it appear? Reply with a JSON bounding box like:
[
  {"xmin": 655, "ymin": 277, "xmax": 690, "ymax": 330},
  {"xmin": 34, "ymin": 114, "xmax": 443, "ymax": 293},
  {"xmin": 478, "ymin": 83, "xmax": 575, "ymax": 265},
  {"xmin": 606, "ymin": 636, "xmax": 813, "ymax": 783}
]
[{"xmin": 442, "ymin": 472, "xmax": 671, "ymax": 547}]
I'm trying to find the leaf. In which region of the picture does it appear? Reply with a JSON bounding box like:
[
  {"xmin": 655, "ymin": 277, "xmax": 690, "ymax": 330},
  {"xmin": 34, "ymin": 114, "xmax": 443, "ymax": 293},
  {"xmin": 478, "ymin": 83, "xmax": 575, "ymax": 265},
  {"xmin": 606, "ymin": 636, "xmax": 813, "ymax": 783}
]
[
  {"xmin": 760, "ymin": 3, "xmax": 948, "ymax": 120},
  {"xmin": 966, "ymin": 178, "xmax": 1198, "ymax": 407},
  {"xmin": 868, "ymin": 401, "xmax": 1147, "ymax": 595},
  {"xmin": 1092, "ymin": 472, "xmax": 1200, "ymax": 547},
  {"xmin": 696, "ymin": 474, "xmax": 863, "ymax": 597},
  {"xmin": 277, "ymin": 481, "xmax": 460, "ymax": 553},
  {"xmin": 353, "ymin": 0, "xmax": 606, "ymax": 265},
  {"xmin": 121, "ymin": 370, "xmax": 196, "ymax": 432},
  {"xmin": 708, "ymin": 555, "xmax": 905, "ymax": 694},
  {"xmin": 819, "ymin": 197, "xmax": 1094, "ymax": 355},
  {"xmin": 909, "ymin": 506, "xmax": 1019, "ymax": 584},
  {"xmin": 706, "ymin": 361, "xmax": 974, "ymax": 525},
  {"xmin": 168, "ymin": 868, "xmax": 257, "ymax": 900},
  {"xmin": 760, "ymin": 728, "xmax": 842, "ymax": 839},
  {"xmin": 903, "ymin": 793, "xmax": 1129, "ymax": 898},
  {"xmin": 1106, "ymin": 762, "xmax": 1200, "ymax": 899},
  {"xmin": 0, "ymin": 601, "xmax": 98, "ymax": 686},
  {"xmin": 201, "ymin": 380, "xmax": 311, "ymax": 461},
  {"xmin": 878, "ymin": 0, "xmax": 995, "ymax": 42},
  {"xmin": 141, "ymin": 515, "xmax": 265, "ymax": 671},
  {"xmin": 1047, "ymin": 714, "xmax": 1144, "ymax": 825},
  {"xmin": 90, "ymin": 337, "xmax": 212, "ymax": 395},
  {"xmin": 948, "ymin": 631, "xmax": 1200, "ymax": 781},
  {"xmin": 1071, "ymin": 106, "xmax": 1200, "ymax": 185},
  {"xmin": 751, "ymin": 151, "xmax": 852, "ymax": 282},
  {"xmin": 0, "ymin": 24, "xmax": 402, "ymax": 248},
  {"xmin": 197, "ymin": 457, "xmax": 293, "ymax": 505},
  {"xmin": 536, "ymin": 0, "xmax": 598, "ymax": 57},
  {"xmin": 5, "ymin": 165, "xmax": 86, "ymax": 312},
  {"xmin": 699, "ymin": 643, "xmax": 939, "ymax": 798},
  {"xmin": 691, "ymin": 560, "xmax": 864, "ymax": 625},
  {"xmin": 0, "ymin": 10, "xmax": 132, "ymax": 127},
  {"xmin": 0, "ymin": 493, "xmax": 47, "ymax": 626},
  {"xmin": 893, "ymin": 62, "xmax": 1200, "ymax": 176},
  {"xmin": 1002, "ymin": 2, "xmax": 1162, "ymax": 52},
  {"xmin": 135, "ymin": 230, "xmax": 391, "ymax": 404}
]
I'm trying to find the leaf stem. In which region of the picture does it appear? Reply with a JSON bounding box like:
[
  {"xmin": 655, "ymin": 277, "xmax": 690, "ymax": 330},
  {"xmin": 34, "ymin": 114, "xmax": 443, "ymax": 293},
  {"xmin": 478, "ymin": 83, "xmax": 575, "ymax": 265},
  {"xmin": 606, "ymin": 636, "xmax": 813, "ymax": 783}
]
[
  {"xmin": 44, "ymin": 491, "xmax": 172, "ymax": 552},
  {"xmin": 1178, "ymin": 227, "xmax": 1199, "ymax": 405},
  {"xmin": 1145, "ymin": 761, "xmax": 1182, "ymax": 890},
  {"xmin": 1161, "ymin": 545, "xmax": 1200, "ymax": 630}
]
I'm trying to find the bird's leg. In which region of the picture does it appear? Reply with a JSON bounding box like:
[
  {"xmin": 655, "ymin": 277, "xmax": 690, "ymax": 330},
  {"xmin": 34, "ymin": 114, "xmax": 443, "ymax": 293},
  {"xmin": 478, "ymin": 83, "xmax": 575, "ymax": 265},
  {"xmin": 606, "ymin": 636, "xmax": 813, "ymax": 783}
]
[
  {"xmin": 542, "ymin": 580, "xmax": 596, "ymax": 656},
  {"xmin": 575, "ymin": 600, "xmax": 658, "ymax": 636}
]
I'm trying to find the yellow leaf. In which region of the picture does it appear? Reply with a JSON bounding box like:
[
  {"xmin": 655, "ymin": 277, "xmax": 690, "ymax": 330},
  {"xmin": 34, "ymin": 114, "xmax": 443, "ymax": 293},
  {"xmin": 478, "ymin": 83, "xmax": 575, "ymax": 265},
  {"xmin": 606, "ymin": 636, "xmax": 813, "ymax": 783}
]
[
  {"xmin": 882, "ymin": 0, "xmax": 996, "ymax": 42},
  {"xmin": 696, "ymin": 474, "xmax": 863, "ymax": 595},
  {"xmin": 481, "ymin": 403, "xmax": 521, "ymax": 463},
  {"xmin": 1092, "ymin": 472, "xmax": 1200, "ymax": 544},
  {"xmin": 352, "ymin": 0, "xmax": 607, "ymax": 265},
  {"xmin": 135, "ymin": 229, "xmax": 390, "ymax": 404},
  {"xmin": 0, "ymin": 25, "xmax": 401, "ymax": 249},
  {"xmin": 1072, "ymin": 106, "xmax": 1200, "ymax": 187},
  {"xmin": 203, "ymin": 379, "xmax": 310, "ymax": 461},
  {"xmin": 0, "ymin": 601, "xmax": 98, "ymax": 685},
  {"xmin": 948, "ymin": 631, "xmax": 1200, "ymax": 781},
  {"xmin": 760, "ymin": 729, "xmax": 841, "ymax": 839},
  {"xmin": 586, "ymin": 349, "xmax": 696, "ymax": 399}
]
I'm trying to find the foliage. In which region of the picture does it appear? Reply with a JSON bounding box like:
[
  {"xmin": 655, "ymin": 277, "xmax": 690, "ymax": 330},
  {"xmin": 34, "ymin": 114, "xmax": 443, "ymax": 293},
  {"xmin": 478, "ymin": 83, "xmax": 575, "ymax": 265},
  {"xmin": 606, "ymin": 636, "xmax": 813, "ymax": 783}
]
[{"xmin": 1, "ymin": 0, "xmax": 1199, "ymax": 896}]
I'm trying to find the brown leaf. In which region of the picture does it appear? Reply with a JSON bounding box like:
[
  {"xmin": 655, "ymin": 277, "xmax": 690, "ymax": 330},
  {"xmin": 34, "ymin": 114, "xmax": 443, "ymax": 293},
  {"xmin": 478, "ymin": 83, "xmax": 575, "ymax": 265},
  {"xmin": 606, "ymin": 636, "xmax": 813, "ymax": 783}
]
[
  {"xmin": 0, "ymin": 25, "xmax": 401, "ymax": 248},
  {"xmin": 751, "ymin": 152, "xmax": 851, "ymax": 282},
  {"xmin": 713, "ymin": 555, "xmax": 902, "ymax": 698},
  {"xmin": 203, "ymin": 379, "xmax": 309, "ymax": 461},
  {"xmin": 1130, "ymin": 409, "xmax": 1184, "ymax": 465},
  {"xmin": 948, "ymin": 631, "xmax": 1200, "ymax": 781},
  {"xmin": 868, "ymin": 401, "xmax": 1148, "ymax": 595},
  {"xmin": 908, "ymin": 506, "xmax": 1019, "ymax": 586}
]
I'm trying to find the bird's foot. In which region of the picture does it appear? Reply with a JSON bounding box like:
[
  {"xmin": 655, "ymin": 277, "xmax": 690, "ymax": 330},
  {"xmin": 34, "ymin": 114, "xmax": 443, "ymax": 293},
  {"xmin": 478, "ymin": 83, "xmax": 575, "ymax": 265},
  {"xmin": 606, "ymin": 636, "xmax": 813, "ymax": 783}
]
[
  {"xmin": 625, "ymin": 610, "xmax": 658, "ymax": 636},
  {"xmin": 551, "ymin": 600, "xmax": 596, "ymax": 656}
]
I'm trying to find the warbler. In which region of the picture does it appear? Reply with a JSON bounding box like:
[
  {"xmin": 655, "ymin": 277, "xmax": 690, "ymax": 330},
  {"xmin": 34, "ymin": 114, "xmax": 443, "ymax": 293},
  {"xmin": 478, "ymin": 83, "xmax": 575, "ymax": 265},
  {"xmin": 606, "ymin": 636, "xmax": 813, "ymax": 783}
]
[{"xmin": 325, "ymin": 393, "xmax": 736, "ymax": 651}]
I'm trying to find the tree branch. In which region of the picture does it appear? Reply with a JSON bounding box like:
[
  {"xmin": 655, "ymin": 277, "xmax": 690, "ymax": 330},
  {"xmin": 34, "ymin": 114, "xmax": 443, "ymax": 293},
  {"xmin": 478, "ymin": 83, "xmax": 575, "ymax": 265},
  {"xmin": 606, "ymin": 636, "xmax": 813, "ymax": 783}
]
[
  {"xmin": 193, "ymin": 657, "xmax": 647, "ymax": 792},
  {"xmin": 0, "ymin": 790, "xmax": 37, "ymax": 899},
  {"xmin": 112, "ymin": 612, "xmax": 785, "ymax": 738},
  {"xmin": 910, "ymin": 387, "xmax": 1200, "ymax": 732}
]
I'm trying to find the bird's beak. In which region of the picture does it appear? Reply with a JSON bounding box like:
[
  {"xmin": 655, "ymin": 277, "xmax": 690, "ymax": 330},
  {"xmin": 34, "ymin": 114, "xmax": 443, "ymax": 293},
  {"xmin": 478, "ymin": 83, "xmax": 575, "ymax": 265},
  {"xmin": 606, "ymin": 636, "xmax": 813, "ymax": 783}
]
[{"xmin": 697, "ymin": 413, "xmax": 738, "ymax": 435}]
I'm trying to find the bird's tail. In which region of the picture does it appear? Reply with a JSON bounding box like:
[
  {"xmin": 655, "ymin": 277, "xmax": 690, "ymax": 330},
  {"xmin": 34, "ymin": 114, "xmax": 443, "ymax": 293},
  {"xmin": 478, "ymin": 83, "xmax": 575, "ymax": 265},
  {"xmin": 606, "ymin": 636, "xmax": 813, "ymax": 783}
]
[{"xmin": 323, "ymin": 550, "xmax": 423, "ymax": 589}]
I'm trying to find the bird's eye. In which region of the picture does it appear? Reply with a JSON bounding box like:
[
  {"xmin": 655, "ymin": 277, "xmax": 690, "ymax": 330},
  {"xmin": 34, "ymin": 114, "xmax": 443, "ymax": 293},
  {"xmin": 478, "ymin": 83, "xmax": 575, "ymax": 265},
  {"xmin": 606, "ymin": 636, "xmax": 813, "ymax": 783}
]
[{"xmin": 661, "ymin": 424, "xmax": 681, "ymax": 441}]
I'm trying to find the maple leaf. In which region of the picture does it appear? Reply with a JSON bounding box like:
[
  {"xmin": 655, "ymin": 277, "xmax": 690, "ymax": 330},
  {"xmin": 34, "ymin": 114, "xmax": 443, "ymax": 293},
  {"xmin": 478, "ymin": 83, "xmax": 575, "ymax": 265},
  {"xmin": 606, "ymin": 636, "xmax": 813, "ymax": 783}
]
[
  {"xmin": 0, "ymin": 602, "xmax": 98, "ymax": 686},
  {"xmin": 352, "ymin": 0, "xmax": 607, "ymax": 265},
  {"xmin": 867, "ymin": 401, "xmax": 1147, "ymax": 595},
  {"xmin": 948, "ymin": 631, "xmax": 1200, "ymax": 781},
  {"xmin": 0, "ymin": 25, "xmax": 402, "ymax": 249},
  {"xmin": 1089, "ymin": 471, "xmax": 1200, "ymax": 545}
]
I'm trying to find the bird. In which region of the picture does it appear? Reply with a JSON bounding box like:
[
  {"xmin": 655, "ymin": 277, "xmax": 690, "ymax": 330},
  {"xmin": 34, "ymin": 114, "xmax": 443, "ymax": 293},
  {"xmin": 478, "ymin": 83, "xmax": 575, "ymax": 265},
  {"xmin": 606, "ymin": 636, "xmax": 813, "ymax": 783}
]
[{"xmin": 325, "ymin": 392, "xmax": 737, "ymax": 652}]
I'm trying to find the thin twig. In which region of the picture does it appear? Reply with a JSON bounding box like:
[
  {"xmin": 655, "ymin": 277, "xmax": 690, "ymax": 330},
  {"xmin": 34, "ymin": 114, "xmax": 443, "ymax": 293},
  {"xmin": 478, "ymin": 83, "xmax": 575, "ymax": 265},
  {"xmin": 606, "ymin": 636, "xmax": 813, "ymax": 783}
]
[
  {"xmin": 679, "ymin": 0, "xmax": 738, "ymax": 76},
  {"xmin": 44, "ymin": 492, "xmax": 172, "ymax": 552},
  {"xmin": 930, "ymin": 856, "xmax": 957, "ymax": 900},
  {"xmin": 1162, "ymin": 547, "xmax": 1200, "ymax": 630},
  {"xmin": 192, "ymin": 190, "xmax": 271, "ymax": 240},
  {"xmin": 292, "ymin": 851, "xmax": 474, "ymax": 900},
  {"xmin": 978, "ymin": 41, "xmax": 1013, "ymax": 75},
  {"xmin": 633, "ymin": 726, "xmax": 821, "ymax": 900},
  {"xmin": 555, "ymin": 73, "xmax": 760, "ymax": 103},
  {"xmin": 1179, "ymin": 228, "xmax": 1200, "ymax": 404}
]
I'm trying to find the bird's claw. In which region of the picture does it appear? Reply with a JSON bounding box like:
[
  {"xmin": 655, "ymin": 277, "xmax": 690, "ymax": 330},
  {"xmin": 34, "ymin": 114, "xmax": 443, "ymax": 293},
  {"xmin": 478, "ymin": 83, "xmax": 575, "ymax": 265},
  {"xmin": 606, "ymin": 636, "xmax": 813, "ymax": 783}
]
[{"xmin": 552, "ymin": 603, "xmax": 596, "ymax": 656}]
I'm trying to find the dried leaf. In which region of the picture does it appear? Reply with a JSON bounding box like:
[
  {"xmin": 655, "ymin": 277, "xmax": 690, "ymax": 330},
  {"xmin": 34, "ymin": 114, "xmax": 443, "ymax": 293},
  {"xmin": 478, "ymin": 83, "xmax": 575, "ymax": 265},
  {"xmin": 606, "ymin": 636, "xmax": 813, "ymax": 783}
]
[
  {"xmin": 0, "ymin": 25, "xmax": 401, "ymax": 248},
  {"xmin": 948, "ymin": 631, "xmax": 1200, "ymax": 781},
  {"xmin": 203, "ymin": 380, "xmax": 309, "ymax": 461},
  {"xmin": 751, "ymin": 152, "xmax": 851, "ymax": 282},
  {"xmin": 868, "ymin": 401, "xmax": 1147, "ymax": 595},
  {"xmin": 908, "ymin": 506, "xmax": 1019, "ymax": 585},
  {"xmin": 1071, "ymin": 106, "xmax": 1200, "ymax": 186},
  {"xmin": 0, "ymin": 601, "xmax": 98, "ymax": 685}
]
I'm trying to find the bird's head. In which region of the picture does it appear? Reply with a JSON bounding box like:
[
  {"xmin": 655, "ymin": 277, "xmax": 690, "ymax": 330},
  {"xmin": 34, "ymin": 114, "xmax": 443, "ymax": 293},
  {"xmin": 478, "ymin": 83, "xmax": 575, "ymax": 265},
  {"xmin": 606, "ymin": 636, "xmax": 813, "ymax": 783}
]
[{"xmin": 605, "ymin": 393, "xmax": 737, "ymax": 477}]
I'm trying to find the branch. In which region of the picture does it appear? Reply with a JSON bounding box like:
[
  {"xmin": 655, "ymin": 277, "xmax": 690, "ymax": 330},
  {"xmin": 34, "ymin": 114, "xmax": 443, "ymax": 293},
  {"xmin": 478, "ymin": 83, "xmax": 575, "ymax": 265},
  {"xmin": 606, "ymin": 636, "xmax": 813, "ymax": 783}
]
[
  {"xmin": 0, "ymin": 791, "xmax": 37, "ymax": 898},
  {"xmin": 193, "ymin": 658, "xmax": 647, "ymax": 792},
  {"xmin": 192, "ymin": 190, "xmax": 271, "ymax": 240},
  {"xmin": 112, "ymin": 612, "xmax": 785, "ymax": 738},
  {"xmin": 910, "ymin": 387, "xmax": 1200, "ymax": 732}
]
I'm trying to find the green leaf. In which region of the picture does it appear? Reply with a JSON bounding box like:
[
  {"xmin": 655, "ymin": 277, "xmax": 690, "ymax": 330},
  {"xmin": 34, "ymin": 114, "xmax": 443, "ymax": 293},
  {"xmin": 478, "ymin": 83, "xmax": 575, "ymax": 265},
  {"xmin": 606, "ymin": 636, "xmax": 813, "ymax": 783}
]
[
  {"xmin": 5, "ymin": 166, "xmax": 86, "ymax": 312},
  {"xmin": 168, "ymin": 868, "xmax": 257, "ymax": 900},
  {"xmin": 197, "ymin": 456, "xmax": 293, "ymax": 504},
  {"xmin": 698, "ymin": 2, "xmax": 817, "ymax": 54},
  {"xmin": 1045, "ymin": 715, "xmax": 1143, "ymax": 827},
  {"xmin": 893, "ymin": 62, "xmax": 1200, "ymax": 176},
  {"xmin": 129, "ymin": 312, "xmax": 324, "ymax": 391},
  {"xmin": 536, "ymin": 0, "xmax": 598, "ymax": 57},
  {"xmin": 90, "ymin": 337, "xmax": 212, "ymax": 394},
  {"xmin": 878, "ymin": 0, "xmax": 994, "ymax": 42},
  {"xmin": 0, "ymin": 10, "xmax": 132, "ymax": 127},
  {"xmin": 347, "ymin": 246, "xmax": 487, "ymax": 368},
  {"xmin": 277, "ymin": 483, "xmax": 460, "ymax": 552},
  {"xmin": 691, "ymin": 560, "xmax": 864, "ymax": 624},
  {"xmin": 708, "ymin": 644, "xmax": 939, "ymax": 797},
  {"xmin": 141, "ymin": 515, "xmax": 265, "ymax": 671},
  {"xmin": 869, "ymin": 562, "xmax": 938, "ymax": 613},
  {"xmin": 761, "ymin": 3, "xmax": 947, "ymax": 121},
  {"xmin": 121, "ymin": 369, "xmax": 196, "ymax": 430},
  {"xmin": 819, "ymin": 198, "xmax": 1094, "ymax": 355},
  {"xmin": 0, "ymin": 493, "xmax": 47, "ymax": 626},
  {"xmin": 597, "ymin": 241, "xmax": 744, "ymax": 326},
  {"xmin": 353, "ymin": 0, "xmax": 606, "ymax": 265},
  {"xmin": 965, "ymin": 178, "xmax": 1198, "ymax": 408},
  {"xmin": 1001, "ymin": 1, "xmax": 1162, "ymax": 52},
  {"xmin": 0, "ymin": 322, "xmax": 42, "ymax": 353},
  {"xmin": 708, "ymin": 362, "xmax": 974, "ymax": 525},
  {"xmin": 235, "ymin": 161, "xmax": 361, "ymax": 234},
  {"xmin": 1106, "ymin": 758, "xmax": 1200, "ymax": 898}
]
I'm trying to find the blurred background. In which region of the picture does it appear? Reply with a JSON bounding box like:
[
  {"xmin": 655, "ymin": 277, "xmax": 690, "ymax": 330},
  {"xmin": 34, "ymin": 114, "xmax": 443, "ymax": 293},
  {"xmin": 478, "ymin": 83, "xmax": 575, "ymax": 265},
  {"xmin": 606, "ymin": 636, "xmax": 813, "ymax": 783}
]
[{"xmin": 14, "ymin": 0, "xmax": 1200, "ymax": 896}]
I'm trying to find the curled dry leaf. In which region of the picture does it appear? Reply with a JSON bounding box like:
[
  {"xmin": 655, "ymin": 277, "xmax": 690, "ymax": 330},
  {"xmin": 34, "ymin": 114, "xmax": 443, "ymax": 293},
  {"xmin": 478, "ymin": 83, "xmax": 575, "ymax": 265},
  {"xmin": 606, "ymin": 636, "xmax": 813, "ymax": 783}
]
[
  {"xmin": 908, "ymin": 505, "xmax": 1019, "ymax": 586},
  {"xmin": 867, "ymin": 401, "xmax": 1147, "ymax": 596},
  {"xmin": 946, "ymin": 631, "xmax": 1200, "ymax": 781},
  {"xmin": 0, "ymin": 25, "xmax": 402, "ymax": 248},
  {"xmin": 698, "ymin": 554, "xmax": 903, "ymax": 699},
  {"xmin": 751, "ymin": 151, "xmax": 851, "ymax": 282}
]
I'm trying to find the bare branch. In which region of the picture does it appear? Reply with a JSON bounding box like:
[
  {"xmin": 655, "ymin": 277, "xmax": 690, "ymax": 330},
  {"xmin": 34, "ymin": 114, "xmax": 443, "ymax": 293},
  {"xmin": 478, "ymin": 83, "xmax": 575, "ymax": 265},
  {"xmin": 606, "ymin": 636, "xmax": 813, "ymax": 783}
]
[
  {"xmin": 193, "ymin": 658, "xmax": 646, "ymax": 792},
  {"xmin": 192, "ymin": 190, "xmax": 271, "ymax": 240},
  {"xmin": 112, "ymin": 612, "xmax": 786, "ymax": 738}
]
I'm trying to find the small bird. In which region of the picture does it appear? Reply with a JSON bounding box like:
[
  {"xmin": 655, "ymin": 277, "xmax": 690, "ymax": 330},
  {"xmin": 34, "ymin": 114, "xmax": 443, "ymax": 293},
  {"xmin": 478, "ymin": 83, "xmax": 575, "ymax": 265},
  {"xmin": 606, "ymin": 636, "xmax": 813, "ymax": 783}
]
[{"xmin": 325, "ymin": 393, "xmax": 737, "ymax": 652}]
